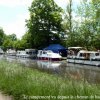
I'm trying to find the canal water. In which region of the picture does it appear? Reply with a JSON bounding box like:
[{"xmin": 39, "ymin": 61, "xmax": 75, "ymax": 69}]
[{"xmin": 1, "ymin": 55, "xmax": 100, "ymax": 84}]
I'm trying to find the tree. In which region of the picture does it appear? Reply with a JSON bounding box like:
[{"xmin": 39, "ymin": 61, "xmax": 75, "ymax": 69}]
[
  {"xmin": 2, "ymin": 34, "xmax": 17, "ymax": 50},
  {"xmin": 63, "ymin": 0, "xmax": 74, "ymax": 46},
  {"xmin": 21, "ymin": 32, "xmax": 32, "ymax": 49},
  {"xmin": 26, "ymin": 0, "xmax": 64, "ymax": 49},
  {"xmin": 13, "ymin": 40, "xmax": 24, "ymax": 50},
  {"xmin": 3, "ymin": 38, "xmax": 13, "ymax": 49},
  {"xmin": 91, "ymin": 0, "xmax": 100, "ymax": 49},
  {"xmin": 76, "ymin": 0, "xmax": 100, "ymax": 49},
  {"xmin": 0, "ymin": 27, "xmax": 5, "ymax": 46},
  {"xmin": 7, "ymin": 34, "xmax": 17, "ymax": 41}
]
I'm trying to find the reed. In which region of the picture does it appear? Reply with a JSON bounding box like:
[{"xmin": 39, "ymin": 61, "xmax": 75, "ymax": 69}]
[{"xmin": 0, "ymin": 60, "xmax": 100, "ymax": 100}]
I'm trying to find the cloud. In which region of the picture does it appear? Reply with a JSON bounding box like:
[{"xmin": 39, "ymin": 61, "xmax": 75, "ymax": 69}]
[
  {"xmin": 3, "ymin": 13, "xmax": 29, "ymax": 39},
  {"xmin": 54, "ymin": 0, "xmax": 82, "ymax": 9},
  {"xmin": 0, "ymin": 0, "xmax": 32, "ymax": 39},
  {"xmin": 0, "ymin": 0, "xmax": 32, "ymax": 7},
  {"xmin": 54, "ymin": 0, "xmax": 68, "ymax": 8},
  {"xmin": 0, "ymin": 0, "xmax": 82, "ymax": 39},
  {"xmin": 73, "ymin": 0, "xmax": 82, "ymax": 4}
]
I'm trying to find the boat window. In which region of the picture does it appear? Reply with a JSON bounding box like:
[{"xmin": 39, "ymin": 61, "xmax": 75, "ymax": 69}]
[
  {"xmin": 29, "ymin": 52, "xmax": 32, "ymax": 54},
  {"xmin": 38, "ymin": 51, "xmax": 41, "ymax": 54},
  {"xmin": 26, "ymin": 52, "xmax": 29, "ymax": 54},
  {"xmin": 48, "ymin": 50, "xmax": 52, "ymax": 53},
  {"xmin": 43, "ymin": 51, "xmax": 47, "ymax": 54},
  {"xmin": 68, "ymin": 50, "xmax": 74, "ymax": 55},
  {"xmin": 86, "ymin": 53, "xmax": 90, "ymax": 59},
  {"xmin": 80, "ymin": 53, "xmax": 83, "ymax": 57},
  {"xmin": 95, "ymin": 53, "xmax": 99, "ymax": 56},
  {"xmin": 32, "ymin": 52, "xmax": 35, "ymax": 54},
  {"xmin": 80, "ymin": 53, "xmax": 89, "ymax": 57},
  {"xmin": 40, "ymin": 51, "xmax": 42, "ymax": 55}
]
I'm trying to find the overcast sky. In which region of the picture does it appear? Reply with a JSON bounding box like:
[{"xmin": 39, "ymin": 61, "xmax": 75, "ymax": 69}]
[{"xmin": 0, "ymin": 0, "xmax": 81, "ymax": 39}]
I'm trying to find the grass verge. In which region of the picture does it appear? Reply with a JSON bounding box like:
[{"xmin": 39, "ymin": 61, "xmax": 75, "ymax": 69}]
[{"xmin": 0, "ymin": 60, "xmax": 100, "ymax": 100}]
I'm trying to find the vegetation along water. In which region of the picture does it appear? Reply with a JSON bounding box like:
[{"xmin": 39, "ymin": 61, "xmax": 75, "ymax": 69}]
[
  {"xmin": 0, "ymin": 59, "xmax": 100, "ymax": 100},
  {"xmin": 0, "ymin": 0, "xmax": 99, "ymax": 99},
  {"xmin": 0, "ymin": 0, "xmax": 100, "ymax": 51}
]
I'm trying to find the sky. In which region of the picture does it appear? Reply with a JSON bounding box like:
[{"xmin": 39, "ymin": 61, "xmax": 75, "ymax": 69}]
[{"xmin": 0, "ymin": 0, "xmax": 81, "ymax": 39}]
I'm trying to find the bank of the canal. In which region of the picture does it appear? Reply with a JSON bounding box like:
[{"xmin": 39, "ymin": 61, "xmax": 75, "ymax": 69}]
[
  {"xmin": 0, "ymin": 92, "xmax": 12, "ymax": 100},
  {"xmin": 0, "ymin": 59, "xmax": 100, "ymax": 100}
]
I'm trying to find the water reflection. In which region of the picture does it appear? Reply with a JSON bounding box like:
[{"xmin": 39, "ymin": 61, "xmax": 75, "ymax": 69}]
[
  {"xmin": 1, "ymin": 56, "xmax": 100, "ymax": 84},
  {"xmin": 37, "ymin": 60, "xmax": 61, "ymax": 69},
  {"xmin": 65, "ymin": 63, "xmax": 100, "ymax": 84}
]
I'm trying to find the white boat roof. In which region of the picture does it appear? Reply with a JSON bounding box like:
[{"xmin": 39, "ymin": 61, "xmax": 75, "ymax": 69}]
[
  {"xmin": 38, "ymin": 50, "xmax": 52, "ymax": 52},
  {"xmin": 25, "ymin": 49, "xmax": 36, "ymax": 51},
  {"xmin": 68, "ymin": 47, "xmax": 84, "ymax": 49},
  {"xmin": 79, "ymin": 50, "xmax": 99, "ymax": 54}
]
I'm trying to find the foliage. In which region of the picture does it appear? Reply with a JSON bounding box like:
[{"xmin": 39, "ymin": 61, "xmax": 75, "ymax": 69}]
[
  {"xmin": 0, "ymin": 27, "xmax": 5, "ymax": 46},
  {"xmin": 63, "ymin": 0, "xmax": 76, "ymax": 47},
  {"xmin": 0, "ymin": 0, "xmax": 100, "ymax": 50},
  {"xmin": 2, "ymin": 34, "xmax": 18, "ymax": 50},
  {"xmin": 26, "ymin": 0, "xmax": 64, "ymax": 49},
  {"xmin": 7, "ymin": 34, "xmax": 17, "ymax": 41},
  {"xmin": 74, "ymin": 0, "xmax": 100, "ymax": 49},
  {"xmin": 3, "ymin": 38, "xmax": 13, "ymax": 50},
  {"xmin": 21, "ymin": 32, "xmax": 32, "ymax": 49}
]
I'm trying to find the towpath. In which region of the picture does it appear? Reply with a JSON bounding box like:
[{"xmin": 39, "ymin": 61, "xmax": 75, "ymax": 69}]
[{"xmin": 0, "ymin": 92, "xmax": 12, "ymax": 100}]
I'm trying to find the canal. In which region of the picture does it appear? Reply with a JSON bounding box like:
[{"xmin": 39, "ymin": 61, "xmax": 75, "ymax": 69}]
[{"xmin": 1, "ymin": 55, "xmax": 100, "ymax": 84}]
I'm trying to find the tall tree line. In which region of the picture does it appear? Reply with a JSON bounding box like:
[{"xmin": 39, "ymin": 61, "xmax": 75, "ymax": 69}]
[
  {"xmin": 0, "ymin": 0, "xmax": 100, "ymax": 50},
  {"xmin": 63, "ymin": 0, "xmax": 100, "ymax": 50},
  {"xmin": 76, "ymin": 0, "xmax": 100, "ymax": 49},
  {"xmin": 26, "ymin": 0, "xmax": 64, "ymax": 49}
]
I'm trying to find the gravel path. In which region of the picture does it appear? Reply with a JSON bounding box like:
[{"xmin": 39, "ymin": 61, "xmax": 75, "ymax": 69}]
[{"xmin": 0, "ymin": 92, "xmax": 12, "ymax": 100}]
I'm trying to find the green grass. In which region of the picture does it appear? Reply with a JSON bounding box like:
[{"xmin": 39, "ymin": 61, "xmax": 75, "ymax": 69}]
[{"xmin": 0, "ymin": 60, "xmax": 100, "ymax": 100}]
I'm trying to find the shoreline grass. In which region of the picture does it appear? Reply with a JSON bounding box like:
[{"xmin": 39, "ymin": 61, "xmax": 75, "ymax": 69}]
[{"xmin": 0, "ymin": 60, "xmax": 100, "ymax": 100}]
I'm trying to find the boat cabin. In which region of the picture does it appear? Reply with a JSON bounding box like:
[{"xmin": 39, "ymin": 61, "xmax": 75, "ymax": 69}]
[
  {"xmin": 16, "ymin": 49, "xmax": 37, "ymax": 58},
  {"xmin": 25, "ymin": 49, "xmax": 37, "ymax": 55},
  {"xmin": 6, "ymin": 49, "xmax": 16, "ymax": 56},
  {"xmin": 67, "ymin": 47, "xmax": 86, "ymax": 58},
  {"xmin": 77, "ymin": 50, "xmax": 100, "ymax": 60},
  {"xmin": 68, "ymin": 47, "xmax": 85, "ymax": 55},
  {"xmin": 37, "ymin": 50, "xmax": 62, "ymax": 61}
]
